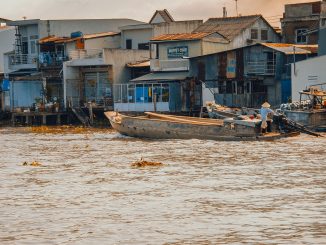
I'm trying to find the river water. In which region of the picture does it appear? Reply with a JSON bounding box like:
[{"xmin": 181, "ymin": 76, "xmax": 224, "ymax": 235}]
[{"xmin": 0, "ymin": 127, "xmax": 325, "ymax": 244}]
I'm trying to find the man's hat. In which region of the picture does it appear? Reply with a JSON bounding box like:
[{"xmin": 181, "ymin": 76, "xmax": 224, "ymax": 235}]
[{"xmin": 262, "ymin": 102, "xmax": 271, "ymax": 108}]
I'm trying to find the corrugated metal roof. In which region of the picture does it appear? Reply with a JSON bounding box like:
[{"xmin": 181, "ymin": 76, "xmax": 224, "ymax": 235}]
[
  {"xmin": 131, "ymin": 71, "xmax": 189, "ymax": 82},
  {"xmin": 260, "ymin": 43, "xmax": 316, "ymax": 54},
  {"xmin": 295, "ymin": 44, "xmax": 318, "ymax": 54},
  {"xmin": 39, "ymin": 32, "xmax": 119, "ymax": 44},
  {"xmin": 193, "ymin": 15, "xmax": 262, "ymax": 41},
  {"xmin": 39, "ymin": 36, "xmax": 68, "ymax": 44},
  {"xmin": 151, "ymin": 32, "xmax": 215, "ymax": 41}
]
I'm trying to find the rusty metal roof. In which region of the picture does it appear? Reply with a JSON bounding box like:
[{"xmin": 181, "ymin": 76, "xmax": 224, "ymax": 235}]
[
  {"xmin": 126, "ymin": 60, "xmax": 150, "ymax": 68},
  {"xmin": 39, "ymin": 32, "xmax": 119, "ymax": 44},
  {"xmin": 261, "ymin": 43, "xmax": 317, "ymax": 54},
  {"xmin": 194, "ymin": 15, "xmax": 263, "ymax": 41},
  {"xmin": 295, "ymin": 44, "xmax": 318, "ymax": 54},
  {"xmin": 39, "ymin": 36, "xmax": 68, "ymax": 44},
  {"xmin": 151, "ymin": 32, "xmax": 220, "ymax": 41}
]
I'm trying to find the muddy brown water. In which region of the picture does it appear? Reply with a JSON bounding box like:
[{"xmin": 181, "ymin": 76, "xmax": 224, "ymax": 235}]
[{"xmin": 0, "ymin": 127, "xmax": 325, "ymax": 244}]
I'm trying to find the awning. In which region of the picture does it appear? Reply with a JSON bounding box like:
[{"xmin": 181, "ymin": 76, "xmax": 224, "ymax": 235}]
[
  {"xmin": 126, "ymin": 60, "xmax": 150, "ymax": 68},
  {"xmin": 130, "ymin": 71, "xmax": 189, "ymax": 82}
]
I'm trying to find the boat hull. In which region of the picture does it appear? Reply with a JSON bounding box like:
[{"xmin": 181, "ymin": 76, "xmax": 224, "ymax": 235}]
[{"xmin": 105, "ymin": 112, "xmax": 299, "ymax": 141}]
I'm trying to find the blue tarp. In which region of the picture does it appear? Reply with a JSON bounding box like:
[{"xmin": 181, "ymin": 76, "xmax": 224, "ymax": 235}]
[{"xmin": 2, "ymin": 79, "xmax": 10, "ymax": 91}]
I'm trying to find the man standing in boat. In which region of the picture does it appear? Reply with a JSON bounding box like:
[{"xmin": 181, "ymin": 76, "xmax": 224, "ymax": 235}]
[{"xmin": 260, "ymin": 102, "xmax": 274, "ymax": 134}]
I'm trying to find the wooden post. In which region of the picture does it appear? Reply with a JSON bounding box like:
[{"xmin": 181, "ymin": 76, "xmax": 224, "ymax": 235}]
[
  {"xmin": 12, "ymin": 113, "xmax": 15, "ymax": 126},
  {"xmin": 42, "ymin": 114, "xmax": 47, "ymax": 125},
  {"xmin": 56, "ymin": 114, "xmax": 61, "ymax": 125},
  {"xmin": 88, "ymin": 102, "xmax": 94, "ymax": 126}
]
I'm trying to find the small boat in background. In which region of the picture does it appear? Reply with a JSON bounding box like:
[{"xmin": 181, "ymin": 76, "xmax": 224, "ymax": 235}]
[
  {"xmin": 280, "ymin": 86, "xmax": 326, "ymax": 131},
  {"xmin": 104, "ymin": 111, "xmax": 300, "ymax": 141}
]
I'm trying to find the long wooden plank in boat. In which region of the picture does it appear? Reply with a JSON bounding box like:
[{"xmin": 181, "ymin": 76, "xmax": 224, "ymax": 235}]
[{"xmin": 145, "ymin": 112, "xmax": 224, "ymax": 126}]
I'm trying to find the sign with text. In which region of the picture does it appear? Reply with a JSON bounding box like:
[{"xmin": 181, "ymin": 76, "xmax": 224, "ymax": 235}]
[
  {"xmin": 167, "ymin": 46, "xmax": 189, "ymax": 59},
  {"xmin": 227, "ymin": 51, "xmax": 236, "ymax": 79}
]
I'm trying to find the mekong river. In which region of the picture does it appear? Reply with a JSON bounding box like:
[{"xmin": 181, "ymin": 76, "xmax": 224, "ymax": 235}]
[{"xmin": 0, "ymin": 127, "xmax": 325, "ymax": 244}]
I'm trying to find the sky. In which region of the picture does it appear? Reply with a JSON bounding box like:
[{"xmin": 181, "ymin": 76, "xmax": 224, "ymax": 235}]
[{"xmin": 0, "ymin": 0, "xmax": 320, "ymax": 26}]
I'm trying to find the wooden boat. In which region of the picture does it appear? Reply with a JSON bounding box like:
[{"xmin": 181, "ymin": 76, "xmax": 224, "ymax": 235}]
[{"xmin": 104, "ymin": 111, "xmax": 300, "ymax": 141}]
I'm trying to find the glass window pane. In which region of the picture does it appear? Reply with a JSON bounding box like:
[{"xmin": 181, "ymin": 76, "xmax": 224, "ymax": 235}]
[{"xmin": 162, "ymin": 84, "xmax": 169, "ymax": 102}]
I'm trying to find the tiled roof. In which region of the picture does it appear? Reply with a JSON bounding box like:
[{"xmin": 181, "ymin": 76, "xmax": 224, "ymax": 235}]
[
  {"xmin": 151, "ymin": 32, "xmax": 221, "ymax": 41},
  {"xmin": 193, "ymin": 15, "xmax": 262, "ymax": 41}
]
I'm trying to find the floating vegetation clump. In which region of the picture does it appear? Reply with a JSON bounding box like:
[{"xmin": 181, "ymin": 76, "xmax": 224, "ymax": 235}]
[
  {"xmin": 30, "ymin": 126, "xmax": 112, "ymax": 134},
  {"xmin": 131, "ymin": 158, "xmax": 163, "ymax": 168},
  {"xmin": 22, "ymin": 161, "xmax": 42, "ymax": 167}
]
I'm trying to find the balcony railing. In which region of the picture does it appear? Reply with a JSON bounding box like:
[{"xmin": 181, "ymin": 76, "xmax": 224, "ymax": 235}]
[
  {"xmin": 150, "ymin": 59, "xmax": 189, "ymax": 72},
  {"xmin": 246, "ymin": 61, "xmax": 275, "ymax": 76},
  {"xmin": 68, "ymin": 49, "xmax": 103, "ymax": 60},
  {"xmin": 39, "ymin": 52, "xmax": 68, "ymax": 68},
  {"xmin": 8, "ymin": 54, "xmax": 38, "ymax": 69}
]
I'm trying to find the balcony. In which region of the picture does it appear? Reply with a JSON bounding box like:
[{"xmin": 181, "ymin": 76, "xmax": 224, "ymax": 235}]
[
  {"xmin": 8, "ymin": 53, "xmax": 38, "ymax": 71},
  {"xmin": 39, "ymin": 52, "xmax": 68, "ymax": 68},
  {"xmin": 150, "ymin": 59, "xmax": 189, "ymax": 72},
  {"xmin": 68, "ymin": 49, "xmax": 103, "ymax": 60},
  {"xmin": 246, "ymin": 61, "xmax": 275, "ymax": 76}
]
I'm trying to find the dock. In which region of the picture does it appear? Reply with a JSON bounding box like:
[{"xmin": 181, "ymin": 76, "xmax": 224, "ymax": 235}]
[{"xmin": 11, "ymin": 112, "xmax": 69, "ymax": 126}]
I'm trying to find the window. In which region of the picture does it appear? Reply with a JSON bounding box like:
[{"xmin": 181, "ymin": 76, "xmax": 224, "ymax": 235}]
[
  {"xmin": 126, "ymin": 39, "xmax": 132, "ymax": 49},
  {"xmin": 296, "ymin": 29, "xmax": 308, "ymax": 44},
  {"xmin": 30, "ymin": 40, "xmax": 36, "ymax": 54},
  {"xmin": 138, "ymin": 43, "xmax": 149, "ymax": 50},
  {"xmin": 251, "ymin": 29, "xmax": 258, "ymax": 40},
  {"xmin": 261, "ymin": 29, "xmax": 268, "ymax": 41}
]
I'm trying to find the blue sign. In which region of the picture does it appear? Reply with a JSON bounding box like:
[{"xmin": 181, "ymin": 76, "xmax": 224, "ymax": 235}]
[
  {"xmin": 167, "ymin": 46, "xmax": 189, "ymax": 59},
  {"xmin": 2, "ymin": 79, "xmax": 10, "ymax": 91}
]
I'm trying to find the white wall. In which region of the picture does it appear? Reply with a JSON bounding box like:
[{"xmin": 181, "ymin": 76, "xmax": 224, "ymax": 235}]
[
  {"xmin": 38, "ymin": 19, "xmax": 144, "ymax": 38},
  {"xmin": 151, "ymin": 14, "xmax": 165, "ymax": 24},
  {"xmin": 0, "ymin": 27, "xmax": 15, "ymax": 73},
  {"xmin": 230, "ymin": 18, "xmax": 280, "ymax": 50},
  {"xmin": 85, "ymin": 35, "xmax": 121, "ymax": 50},
  {"xmin": 291, "ymin": 55, "xmax": 326, "ymax": 101},
  {"xmin": 121, "ymin": 28, "xmax": 152, "ymax": 49}
]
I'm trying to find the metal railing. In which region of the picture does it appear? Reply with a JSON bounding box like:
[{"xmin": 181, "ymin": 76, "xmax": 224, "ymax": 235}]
[
  {"xmin": 150, "ymin": 59, "xmax": 189, "ymax": 72},
  {"xmin": 68, "ymin": 49, "xmax": 103, "ymax": 60},
  {"xmin": 39, "ymin": 52, "xmax": 68, "ymax": 67},
  {"xmin": 246, "ymin": 61, "xmax": 275, "ymax": 76},
  {"xmin": 8, "ymin": 53, "xmax": 38, "ymax": 67}
]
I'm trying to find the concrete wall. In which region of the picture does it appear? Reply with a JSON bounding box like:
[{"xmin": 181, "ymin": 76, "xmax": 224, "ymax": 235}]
[
  {"xmin": 63, "ymin": 63, "xmax": 81, "ymax": 107},
  {"xmin": 121, "ymin": 28, "xmax": 152, "ymax": 49},
  {"xmin": 85, "ymin": 35, "xmax": 121, "ymax": 50},
  {"xmin": 0, "ymin": 27, "xmax": 15, "ymax": 73},
  {"xmin": 202, "ymin": 40, "xmax": 228, "ymax": 56},
  {"xmin": 153, "ymin": 20, "xmax": 203, "ymax": 36},
  {"xmin": 150, "ymin": 14, "xmax": 165, "ymax": 24},
  {"xmin": 291, "ymin": 55, "xmax": 326, "ymax": 101},
  {"xmin": 284, "ymin": 2, "xmax": 320, "ymax": 18},
  {"xmin": 103, "ymin": 48, "xmax": 150, "ymax": 84}
]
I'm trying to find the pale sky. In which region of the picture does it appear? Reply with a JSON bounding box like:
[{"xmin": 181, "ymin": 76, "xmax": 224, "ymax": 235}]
[{"xmin": 0, "ymin": 0, "xmax": 320, "ymax": 26}]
